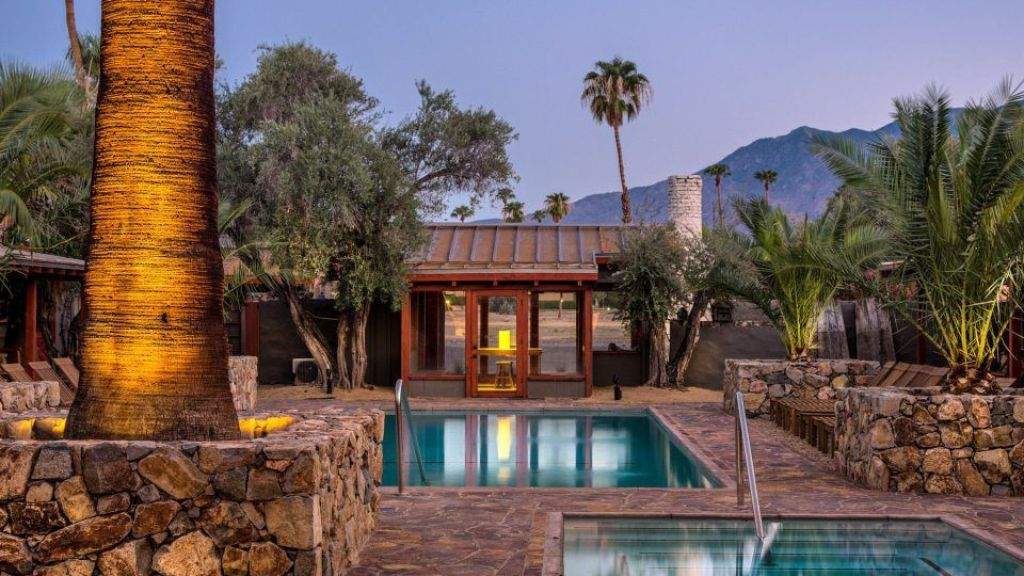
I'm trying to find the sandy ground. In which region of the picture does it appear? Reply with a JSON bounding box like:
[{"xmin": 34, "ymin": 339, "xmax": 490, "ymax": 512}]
[{"xmin": 258, "ymin": 383, "xmax": 722, "ymax": 404}]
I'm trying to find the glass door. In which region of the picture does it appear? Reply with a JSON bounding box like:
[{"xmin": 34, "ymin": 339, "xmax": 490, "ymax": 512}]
[{"xmin": 469, "ymin": 290, "xmax": 527, "ymax": 397}]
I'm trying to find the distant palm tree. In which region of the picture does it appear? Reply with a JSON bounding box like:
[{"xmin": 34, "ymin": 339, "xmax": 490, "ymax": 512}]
[
  {"xmin": 581, "ymin": 57, "xmax": 651, "ymax": 224},
  {"xmin": 703, "ymin": 164, "xmax": 730, "ymax": 227},
  {"xmin": 544, "ymin": 192, "xmax": 571, "ymax": 223},
  {"xmin": 503, "ymin": 200, "xmax": 525, "ymax": 223},
  {"xmin": 530, "ymin": 209, "xmax": 546, "ymax": 223},
  {"xmin": 450, "ymin": 205, "xmax": 474, "ymax": 222},
  {"xmin": 754, "ymin": 169, "xmax": 778, "ymax": 203},
  {"xmin": 494, "ymin": 186, "xmax": 516, "ymax": 207}
]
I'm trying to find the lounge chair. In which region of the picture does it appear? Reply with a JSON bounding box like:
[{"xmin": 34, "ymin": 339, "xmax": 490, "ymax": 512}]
[
  {"xmin": 52, "ymin": 358, "xmax": 80, "ymax": 389},
  {"xmin": 2, "ymin": 362, "xmax": 34, "ymax": 382},
  {"xmin": 29, "ymin": 361, "xmax": 75, "ymax": 405}
]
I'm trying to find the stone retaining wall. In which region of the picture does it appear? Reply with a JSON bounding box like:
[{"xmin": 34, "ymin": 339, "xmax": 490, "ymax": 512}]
[
  {"xmin": 0, "ymin": 382, "xmax": 61, "ymax": 414},
  {"xmin": 723, "ymin": 359, "xmax": 880, "ymax": 416},
  {"xmin": 0, "ymin": 407, "xmax": 383, "ymax": 575},
  {"xmin": 228, "ymin": 356, "xmax": 258, "ymax": 413},
  {"xmin": 836, "ymin": 387, "xmax": 1024, "ymax": 496}
]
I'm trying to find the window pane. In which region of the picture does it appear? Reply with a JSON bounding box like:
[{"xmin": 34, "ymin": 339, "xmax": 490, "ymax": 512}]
[
  {"xmin": 410, "ymin": 291, "xmax": 466, "ymax": 374},
  {"xmin": 530, "ymin": 292, "xmax": 582, "ymax": 374},
  {"xmin": 592, "ymin": 291, "xmax": 633, "ymax": 351}
]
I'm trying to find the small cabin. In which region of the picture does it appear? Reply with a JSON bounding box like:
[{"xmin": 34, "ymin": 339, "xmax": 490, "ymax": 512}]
[{"xmin": 399, "ymin": 223, "xmax": 643, "ymax": 398}]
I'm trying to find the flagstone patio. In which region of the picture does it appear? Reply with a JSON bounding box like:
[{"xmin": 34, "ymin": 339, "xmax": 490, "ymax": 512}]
[{"xmin": 262, "ymin": 398, "xmax": 1024, "ymax": 575}]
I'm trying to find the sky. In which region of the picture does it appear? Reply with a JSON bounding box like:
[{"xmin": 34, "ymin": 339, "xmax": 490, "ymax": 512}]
[{"xmin": 2, "ymin": 1, "xmax": 1021, "ymax": 219}]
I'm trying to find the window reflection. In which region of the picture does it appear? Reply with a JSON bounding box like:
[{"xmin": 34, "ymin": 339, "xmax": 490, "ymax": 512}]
[{"xmin": 410, "ymin": 291, "xmax": 466, "ymax": 374}]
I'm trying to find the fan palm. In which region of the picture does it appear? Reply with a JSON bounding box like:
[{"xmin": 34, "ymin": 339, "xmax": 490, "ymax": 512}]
[
  {"xmin": 544, "ymin": 192, "xmax": 571, "ymax": 223},
  {"xmin": 450, "ymin": 205, "xmax": 474, "ymax": 222},
  {"xmin": 813, "ymin": 81, "xmax": 1024, "ymax": 393},
  {"xmin": 530, "ymin": 209, "xmax": 546, "ymax": 223},
  {"xmin": 754, "ymin": 170, "xmax": 778, "ymax": 203},
  {"xmin": 727, "ymin": 197, "xmax": 886, "ymax": 360},
  {"xmin": 581, "ymin": 57, "xmax": 651, "ymax": 224},
  {"xmin": 503, "ymin": 200, "xmax": 525, "ymax": 223},
  {"xmin": 704, "ymin": 163, "xmax": 731, "ymax": 227}
]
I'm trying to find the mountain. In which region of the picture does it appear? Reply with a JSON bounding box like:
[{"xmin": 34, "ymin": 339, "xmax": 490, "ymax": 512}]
[{"xmin": 552, "ymin": 117, "xmax": 906, "ymax": 225}]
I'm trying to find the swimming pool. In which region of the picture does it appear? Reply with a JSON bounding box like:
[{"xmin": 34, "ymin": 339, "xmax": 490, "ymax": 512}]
[
  {"xmin": 382, "ymin": 411, "xmax": 721, "ymax": 488},
  {"xmin": 560, "ymin": 517, "xmax": 1024, "ymax": 575}
]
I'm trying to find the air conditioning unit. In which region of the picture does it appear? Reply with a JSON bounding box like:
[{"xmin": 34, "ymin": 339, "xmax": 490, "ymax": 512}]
[{"xmin": 291, "ymin": 358, "xmax": 320, "ymax": 386}]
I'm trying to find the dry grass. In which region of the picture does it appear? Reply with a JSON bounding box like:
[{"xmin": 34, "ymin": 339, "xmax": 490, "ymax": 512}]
[{"xmin": 258, "ymin": 383, "xmax": 721, "ymax": 404}]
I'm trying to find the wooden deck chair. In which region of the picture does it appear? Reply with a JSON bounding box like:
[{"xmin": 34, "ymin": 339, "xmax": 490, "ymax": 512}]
[
  {"xmin": 52, "ymin": 358, "xmax": 80, "ymax": 389},
  {"xmin": 907, "ymin": 365, "xmax": 948, "ymax": 388},
  {"xmin": 2, "ymin": 362, "xmax": 34, "ymax": 382},
  {"xmin": 876, "ymin": 362, "xmax": 910, "ymax": 387},
  {"xmin": 29, "ymin": 361, "xmax": 75, "ymax": 405},
  {"xmin": 867, "ymin": 361, "xmax": 896, "ymax": 387}
]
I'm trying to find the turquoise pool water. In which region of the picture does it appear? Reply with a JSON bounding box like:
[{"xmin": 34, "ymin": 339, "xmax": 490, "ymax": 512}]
[
  {"xmin": 382, "ymin": 411, "xmax": 720, "ymax": 488},
  {"xmin": 562, "ymin": 517, "xmax": 1024, "ymax": 575}
]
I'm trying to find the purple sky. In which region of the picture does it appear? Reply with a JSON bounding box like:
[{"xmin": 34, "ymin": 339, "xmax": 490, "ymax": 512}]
[{"xmin": 3, "ymin": 1, "xmax": 1021, "ymax": 219}]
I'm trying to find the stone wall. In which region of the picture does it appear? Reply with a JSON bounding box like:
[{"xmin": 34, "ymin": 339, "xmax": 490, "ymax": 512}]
[
  {"xmin": 836, "ymin": 387, "xmax": 1024, "ymax": 496},
  {"xmin": 228, "ymin": 356, "xmax": 258, "ymax": 413},
  {"xmin": 0, "ymin": 407, "xmax": 384, "ymax": 575},
  {"xmin": 723, "ymin": 359, "xmax": 880, "ymax": 416},
  {"xmin": 0, "ymin": 382, "xmax": 61, "ymax": 414}
]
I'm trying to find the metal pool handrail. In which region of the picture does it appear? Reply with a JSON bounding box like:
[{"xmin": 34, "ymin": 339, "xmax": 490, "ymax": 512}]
[
  {"xmin": 393, "ymin": 379, "xmax": 429, "ymax": 493},
  {"xmin": 735, "ymin": 391, "xmax": 765, "ymax": 541}
]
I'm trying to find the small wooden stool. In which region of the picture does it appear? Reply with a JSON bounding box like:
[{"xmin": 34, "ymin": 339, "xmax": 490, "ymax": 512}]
[{"xmin": 495, "ymin": 361, "xmax": 514, "ymax": 388}]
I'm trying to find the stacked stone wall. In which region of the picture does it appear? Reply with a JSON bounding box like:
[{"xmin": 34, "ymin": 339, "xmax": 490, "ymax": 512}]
[
  {"xmin": 0, "ymin": 408, "xmax": 383, "ymax": 575},
  {"xmin": 0, "ymin": 382, "xmax": 61, "ymax": 414},
  {"xmin": 837, "ymin": 387, "xmax": 1024, "ymax": 496},
  {"xmin": 723, "ymin": 359, "xmax": 880, "ymax": 416}
]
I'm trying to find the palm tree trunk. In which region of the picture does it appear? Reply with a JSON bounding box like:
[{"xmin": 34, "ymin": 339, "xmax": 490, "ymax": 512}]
[
  {"xmin": 66, "ymin": 0, "xmax": 239, "ymax": 440},
  {"xmin": 335, "ymin": 311, "xmax": 352, "ymax": 391},
  {"xmin": 715, "ymin": 177, "xmax": 724, "ymax": 228},
  {"xmin": 613, "ymin": 124, "xmax": 632, "ymax": 224},
  {"xmin": 764, "ymin": 183, "xmax": 770, "ymax": 204},
  {"xmin": 349, "ymin": 307, "xmax": 370, "ymax": 388},
  {"xmin": 63, "ymin": 0, "xmax": 87, "ymax": 93}
]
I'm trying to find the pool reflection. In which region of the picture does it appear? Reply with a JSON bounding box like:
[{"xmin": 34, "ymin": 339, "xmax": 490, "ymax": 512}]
[{"xmin": 382, "ymin": 412, "xmax": 718, "ymax": 488}]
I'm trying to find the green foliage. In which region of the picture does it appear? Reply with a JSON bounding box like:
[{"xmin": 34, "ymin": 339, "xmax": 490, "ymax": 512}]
[
  {"xmin": 0, "ymin": 61, "xmax": 88, "ymax": 245},
  {"xmin": 450, "ymin": 205, "xmax": 475, "ymax": 222},
  {"xmin": 754, "ymin": 169, "xmax": 778, "ymax": 194},
  {"xmin": 530, "ymin": 209, "xmax": 546, "ymax": 223},
  {"xmin": 381, "ymin": 81, "xmax": 518, "ymax": 216},
  {"xmin": 725, "ymin": 197, "xmax": 887, "ymax": 359},
  {"xmin": 611, "ymin": 225, "xmax": 686, "ymax": 334},
  {"xmin": 502, "ymin": 200, "xmax": 525, "ymax": 223},
  {"xmin": 813, "ymin": 81, "xmax": 1024, "ymax": 389},
  {"xmin": 544, "ymin": 192, "xmax": 571, "ymax": 223},
  {"xmin": 580, "ymin": 57, "xmax": 652, "ymax": 128}
]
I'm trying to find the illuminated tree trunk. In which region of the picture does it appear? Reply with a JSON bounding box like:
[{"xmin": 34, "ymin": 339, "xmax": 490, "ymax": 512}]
[{"xmin": 66, "ymin": 0, "xmax": 240, "ymax": 440}]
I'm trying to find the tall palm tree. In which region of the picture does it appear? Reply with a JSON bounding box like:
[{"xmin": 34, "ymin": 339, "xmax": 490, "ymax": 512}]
[
  {"xmin": 450, "ymin": 205, "xmax": 474, "ymax": 222},
  {"xmin": 814, "ymin": 81, "xmax": 1024, "ymax": 393},
  {"xmin": 66, "ymin": 0, "xmax": 240, "ymax": 440},
  {"xmin": 502, "ymin": 200, "xmax": 525, "ymax": 223},
  {"xmin": 581, "ymin": 57, "xmax": 651, "ymax": 224},
  {"xmin": 544, "ymin": 192, "xmax": 571, "ymax": 223},
  {"xmin": 754, "ymin": 169, "xmax": 777, "ymax": 203},
  {"xmin": 703, "ymin": 163, "xmax": 730, "ymax": 227}
]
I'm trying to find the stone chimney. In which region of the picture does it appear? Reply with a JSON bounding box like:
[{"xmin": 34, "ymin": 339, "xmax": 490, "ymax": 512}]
[{"xmin": 667, "ymin": 175, "xmax": 702, "ymax": 238}]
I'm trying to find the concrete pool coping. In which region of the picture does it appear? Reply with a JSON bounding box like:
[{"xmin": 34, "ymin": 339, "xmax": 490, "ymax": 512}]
[
  {"xmin": 380, "ymin": 405, "xmax": 735, "ymax": 492},
  {"xmin": 541, "ymin": 511, "xmax": 1024, "ymax": 576}
]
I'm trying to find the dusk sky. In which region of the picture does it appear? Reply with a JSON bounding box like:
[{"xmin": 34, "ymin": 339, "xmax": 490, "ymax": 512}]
[{"xmin": 3, "ymin": 1, "xmax": 1021, "ymax": 218}]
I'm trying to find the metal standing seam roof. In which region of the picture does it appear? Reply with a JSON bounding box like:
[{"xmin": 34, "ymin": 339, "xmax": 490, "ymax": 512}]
[
  {"xmin": 408, "ymin": 223, "xmax": 629, "ymax": 276},
  {"xmin": 0, "ymin": 246, "xmax": 84, "ymax": 275}
]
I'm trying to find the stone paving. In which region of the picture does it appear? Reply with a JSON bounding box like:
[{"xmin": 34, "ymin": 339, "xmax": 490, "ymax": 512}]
[{"xmin": 262, "ymin": 398, "xmax": 1024, "ymax": 575}]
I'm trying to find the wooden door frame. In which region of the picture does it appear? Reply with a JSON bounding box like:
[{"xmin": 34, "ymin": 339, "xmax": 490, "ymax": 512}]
[{"xmin": 467, "ymin": 288, "xmax": 529, "ymax": 398}]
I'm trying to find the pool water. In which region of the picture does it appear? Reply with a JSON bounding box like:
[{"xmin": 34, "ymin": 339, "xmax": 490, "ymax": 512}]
[
  {"xmin": 382, "ymin": 411, "xmax": 720, "ymax": 488},
  {"xmin": 562, "ymin": 517, "xmax": 1024, "ymax": 575}
]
